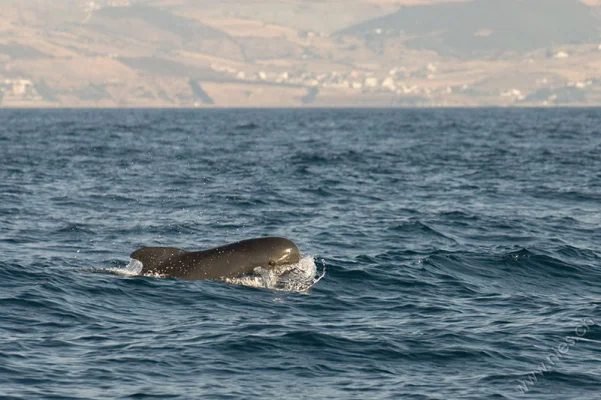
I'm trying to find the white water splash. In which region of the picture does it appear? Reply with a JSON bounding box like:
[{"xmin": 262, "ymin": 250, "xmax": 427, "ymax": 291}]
[
  {"xmin": 224, "ymin": 255, "xmax": 325, "ymax": 292},
  {"xmin": 124, "ymin": 259, "xmax": 144, "ymax": 275},
  {"xmin": 100, "ymin": 259, "xmax": 144, "ymax": 277}
]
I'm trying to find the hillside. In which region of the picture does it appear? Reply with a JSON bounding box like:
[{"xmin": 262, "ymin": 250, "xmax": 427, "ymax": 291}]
[
  {"xmin": 338, "ymin": 0, "xmax": 601, "ymax": 57},
  {"xmin": 1, "ymin": 0, "xmax": 601, "ymax": 107}
]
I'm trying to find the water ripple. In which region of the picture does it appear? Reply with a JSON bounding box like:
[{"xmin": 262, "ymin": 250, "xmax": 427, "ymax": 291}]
[{"xmin": 1, "ymin": 109, "xmax": 601, "ymax": 399}]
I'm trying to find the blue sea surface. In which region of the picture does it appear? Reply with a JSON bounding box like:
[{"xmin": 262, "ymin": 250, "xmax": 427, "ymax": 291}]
[{"xmin": 1, "ymin": 108, "xmax": 600, "ymax": 399}]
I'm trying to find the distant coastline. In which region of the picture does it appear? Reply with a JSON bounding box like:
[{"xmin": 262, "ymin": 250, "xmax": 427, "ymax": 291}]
[{"xmin": 1, "ymin": 0, "xmax": 601, "ymax": 107}]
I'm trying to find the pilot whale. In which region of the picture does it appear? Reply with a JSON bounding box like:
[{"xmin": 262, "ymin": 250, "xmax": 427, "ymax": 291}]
[{"xmin": 130, "ymin": 237, "xmax": 301, "ymax": 280}]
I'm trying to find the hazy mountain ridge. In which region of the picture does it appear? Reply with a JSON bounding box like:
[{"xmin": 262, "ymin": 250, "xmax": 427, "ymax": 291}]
[
  {"xmin": 338, "ymin": 0, "xmax": 601, "ymax": 57},
  {"xmin": 2, "ymin": 0, "xmax": 601, "ymax": 107}
]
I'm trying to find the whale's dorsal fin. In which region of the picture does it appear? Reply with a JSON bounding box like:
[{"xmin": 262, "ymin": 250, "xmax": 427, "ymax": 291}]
[{"xmin": 130, "ymin": 247, "xmax": 187, "ymax": 270}]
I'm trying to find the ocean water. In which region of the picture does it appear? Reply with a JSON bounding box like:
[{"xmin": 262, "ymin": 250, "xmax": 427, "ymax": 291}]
[{"xmin": 1, "ymin": 108, "xmax": 600, "ymax": 399}]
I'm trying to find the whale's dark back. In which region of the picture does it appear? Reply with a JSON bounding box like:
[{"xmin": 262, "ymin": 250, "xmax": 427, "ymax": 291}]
[{"xmin": 130, "ymin": 237, "xmax": 301, "ymax": 280}]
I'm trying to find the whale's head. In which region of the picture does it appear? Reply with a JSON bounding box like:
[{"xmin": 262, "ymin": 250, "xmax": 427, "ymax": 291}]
[{"xmin": 264, "ymin": 238, "xmax": 301, "ymax": 267}]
